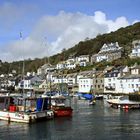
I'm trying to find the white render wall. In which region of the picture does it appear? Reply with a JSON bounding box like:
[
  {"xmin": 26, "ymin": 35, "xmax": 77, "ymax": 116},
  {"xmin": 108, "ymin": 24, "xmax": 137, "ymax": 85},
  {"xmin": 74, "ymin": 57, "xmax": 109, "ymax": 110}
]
[
  {"xmin": 79, "ymin": 78, "xmax": 93, "ymax": 93},
  {"xmin": 53, "ymin": 78, "xmax": 68, "ymax": 84},
  {"xmin": 104, "ymin": 77, "xmax": 119, "ymax": 93},
  {"xmin": 56, "ymin": 63, "xmax": 65, "ymax": 70},
  {"xmin": 65, "ymin": 63, "xmax": 76, "ymax": 69},
  {"xmin": 96, "ymin": 55, "xmax": 108, "ymax": 62},
  {"xmin": 131, "ymin": 69, "xmax": 139, "ymax": 75},
  {"xmin": 76, "ymin": 56, "xmax": 89, "ymax": 62},
  {"xmin": 67, "ymin": 77, "xmax": 76, "ymax": 86},
  {"xmin": 130, "ymin": 45, "xmax": 140, "ymax": 57},
  {"xmin": 117, "ymin": 78, "xmax": 140, "ymax": 94}
]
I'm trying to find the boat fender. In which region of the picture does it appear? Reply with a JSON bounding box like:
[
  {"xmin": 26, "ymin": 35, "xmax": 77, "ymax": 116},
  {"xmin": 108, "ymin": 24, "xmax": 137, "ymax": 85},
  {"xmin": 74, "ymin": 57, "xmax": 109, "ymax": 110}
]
[
  {"xmin": 18, "ymin": 113, "xmax": 24, "ymax": 118},
  {"xmin": 7, "ymin": 113, "xmax": 10, "ymax": 118},
  {"xmin": 22, "ymin": 113, "xmax": 24, "ymax": 119},
  {"xmin": 7, "ymin": 114, "xmax": 10, "ymax": 122}
]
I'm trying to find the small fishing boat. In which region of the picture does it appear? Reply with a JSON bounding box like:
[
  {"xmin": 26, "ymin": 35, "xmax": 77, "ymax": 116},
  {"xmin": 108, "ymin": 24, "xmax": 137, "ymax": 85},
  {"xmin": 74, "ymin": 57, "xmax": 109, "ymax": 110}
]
[
  {"xmin": 107, "ymin": 96, "xmax": 140, "ymax": 109},
  {"xmin": 89, "ymin": 99, "xmax": 96, "ymax": 105},
  {"xmin": 51, "ymin": 96, "xmax": 73, "ymax": 117},
  {"xmin": 0, "ymin": 95, "xmax": 54, "ymax": 123},
  {"xmin": 95, "ymin": 94, "xmax": 103, "ymax": 100}
]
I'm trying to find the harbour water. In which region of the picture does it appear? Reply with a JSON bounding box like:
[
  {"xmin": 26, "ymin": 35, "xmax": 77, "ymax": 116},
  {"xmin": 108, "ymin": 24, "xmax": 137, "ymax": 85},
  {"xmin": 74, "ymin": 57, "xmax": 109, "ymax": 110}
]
[{"xmin": 0, "ymin": 98, "xmax": 140, "ymax": 140}]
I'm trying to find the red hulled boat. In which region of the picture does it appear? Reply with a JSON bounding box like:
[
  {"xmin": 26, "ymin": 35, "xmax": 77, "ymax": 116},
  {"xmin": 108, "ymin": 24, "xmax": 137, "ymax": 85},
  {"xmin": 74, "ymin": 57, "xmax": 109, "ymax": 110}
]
[{"xmin": 51, "ymin": 96, "xmax": 73, "ymax": 117}]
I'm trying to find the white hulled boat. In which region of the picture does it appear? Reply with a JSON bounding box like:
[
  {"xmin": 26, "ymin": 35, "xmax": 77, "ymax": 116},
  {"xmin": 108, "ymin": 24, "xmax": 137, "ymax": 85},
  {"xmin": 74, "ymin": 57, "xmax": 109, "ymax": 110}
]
[{"xmin": 0, "ymin": 95, "xmax": 54, "ymax": 123}]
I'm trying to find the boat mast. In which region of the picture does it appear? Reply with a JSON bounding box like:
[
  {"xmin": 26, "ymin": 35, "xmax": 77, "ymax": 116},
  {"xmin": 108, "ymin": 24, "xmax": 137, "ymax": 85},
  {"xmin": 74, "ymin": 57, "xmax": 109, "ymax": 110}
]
[
  {"xmin": 44, "ymin": 37, "xmax": 51, "ymax": 94},
  {"xmin": 20, "ymin": 32, "xmax": 25, "ymax": 94},
  {"xmin": 44, "ymin": 37, "xmax": 52, "ymax": 108}
]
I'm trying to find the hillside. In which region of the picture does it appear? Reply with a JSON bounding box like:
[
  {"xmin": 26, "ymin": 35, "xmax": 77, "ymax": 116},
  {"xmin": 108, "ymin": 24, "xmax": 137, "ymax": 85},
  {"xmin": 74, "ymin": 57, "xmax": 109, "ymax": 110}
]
[{"xmin": 0, "ymin": 22, "xmax": 140, "ymax": 74}]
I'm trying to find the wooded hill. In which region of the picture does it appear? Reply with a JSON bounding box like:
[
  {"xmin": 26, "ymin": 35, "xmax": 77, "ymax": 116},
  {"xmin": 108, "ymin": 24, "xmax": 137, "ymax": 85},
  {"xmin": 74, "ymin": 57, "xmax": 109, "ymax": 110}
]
[{"xmin": 1, "ymin": 22, "xmax": 140, "ymax": 74}]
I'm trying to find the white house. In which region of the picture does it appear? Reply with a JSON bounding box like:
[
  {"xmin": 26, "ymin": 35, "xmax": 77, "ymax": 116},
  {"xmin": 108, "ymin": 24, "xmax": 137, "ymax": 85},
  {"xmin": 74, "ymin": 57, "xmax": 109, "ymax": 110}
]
[
  {"xmin": 66, "ymin": 73, "xmax": 77, "ymax": 86},
  {"xmin": 104, "ymin": 66, "xmax": 125, "ymax": 94},
  {"xmin": 117, "ymin": 64, "xmax": 140, "ymax": 94},
  {"xmin": 118, "ymin": 75, "xmax": 140, "ymax": 94},
  {"xmin": 65, "ymin": 62, "xmax": 76, "ymax": 69},
  {"xmin": 76, "ymin": 70, "xmax": 93, "ymax": 85},
  {"xmin": 76, "ymin": 55, "xmax": 89, "ymax": 62},
  {"xmin": 52, "ymin": 75, "xmax": 68, "ymax": 84},
  {"xmin": 76, "ymin": 55, "xmax": 90, "ymax": 66},
  {"xmin": 56, "ymin": 61, "xmax": 66, "ymax": 70},
  {"xmin": 37, "ymin": 64, "xmax": 55, "ymax": 75},
  {"xmin": 130, "ymin": 40, "xmax": 140, "ymax": 58},
  {"xmin": 131, "ymin": 64, "xmax": 140, "ymax": 75},
  {"xmin": 18, "ymin": 76, "xmax": 42, "ymax": 90},
  {"xmin": 78, "ymin": 77, "xmax": 93, "ymax": 93},
  {"xmin": 92, "ymin": 42, "xmax": 122, "ymax": 63}
]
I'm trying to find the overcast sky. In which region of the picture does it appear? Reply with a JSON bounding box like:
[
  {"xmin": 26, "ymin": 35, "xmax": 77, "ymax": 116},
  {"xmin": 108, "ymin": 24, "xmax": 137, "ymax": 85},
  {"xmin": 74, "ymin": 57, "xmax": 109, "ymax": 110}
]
[{"xmin": 0, "ymin": 0, "xmax": 139, "ymax": 62}]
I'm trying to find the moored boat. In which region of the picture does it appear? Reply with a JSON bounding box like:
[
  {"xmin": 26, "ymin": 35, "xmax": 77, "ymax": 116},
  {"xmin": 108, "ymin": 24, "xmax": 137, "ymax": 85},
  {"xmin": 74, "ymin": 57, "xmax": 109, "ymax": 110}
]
[
  {"xmin": 0, "ymin": 95, "xmax": 54, "ymax": 123},
  {"xmin": 51, "ymin": 96, "xmax": 73, "ymax": 117},
  {"xmin": 89, "ymin": 99, "xmax": 96, "ymax": 105},
  {"xmin": 95, "ymin": 94, "xmax": 103, "ymax": 100},
  {"xmin": 107, "ymin": 96, "xmax": 140, "ymax": 109}
]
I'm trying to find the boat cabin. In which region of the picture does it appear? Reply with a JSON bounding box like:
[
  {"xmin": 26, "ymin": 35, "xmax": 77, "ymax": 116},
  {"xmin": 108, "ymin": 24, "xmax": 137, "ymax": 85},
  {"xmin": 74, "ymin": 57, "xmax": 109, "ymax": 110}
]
[{"xmin": 0, "ymin": 95, "xmax": 52, "ymax": 113}]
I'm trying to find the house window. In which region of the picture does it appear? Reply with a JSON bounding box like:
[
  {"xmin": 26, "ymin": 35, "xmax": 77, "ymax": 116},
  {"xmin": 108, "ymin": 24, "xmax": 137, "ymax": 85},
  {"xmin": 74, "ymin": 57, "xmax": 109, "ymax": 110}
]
[
  {"xmin": 136, "ymin": 84, "xmax": 138, "ymax": 88},
  {"xmin": 132, "ymin": 84, "xmax": 134, "ymax": 88},
  {"xmin": 108, "ymin": 79, "xmax": 111, "ymax": 82}
]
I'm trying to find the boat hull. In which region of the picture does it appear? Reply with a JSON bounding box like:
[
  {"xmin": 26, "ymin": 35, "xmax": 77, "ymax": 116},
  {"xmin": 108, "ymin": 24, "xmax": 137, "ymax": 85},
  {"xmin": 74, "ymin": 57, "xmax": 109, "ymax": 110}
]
[
  {"xmin": 107, "ymin": 99, "xmax": 140, "ymax": 109},
  {"xmin": 53, "ymin": 107, "xmax": 73, "ymax": 117},
  {"xmin": 0, "ymin": 110, "xmax": 54, "ymax": 123}
]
